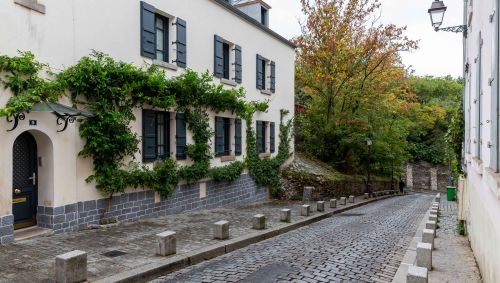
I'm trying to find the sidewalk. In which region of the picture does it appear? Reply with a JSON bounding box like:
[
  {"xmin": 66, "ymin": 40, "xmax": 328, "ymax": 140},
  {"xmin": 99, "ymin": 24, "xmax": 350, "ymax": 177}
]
[
  {"xmin": 428, "ymin": 199, "xmax": 482, "ymax": 282},
  {"xmin": 0, "ymin": 194, "xmax": 392, "ymax": 282},
  {"xmin": 392, "ymin": 195, "xmax": 482, "ymax": 283}
]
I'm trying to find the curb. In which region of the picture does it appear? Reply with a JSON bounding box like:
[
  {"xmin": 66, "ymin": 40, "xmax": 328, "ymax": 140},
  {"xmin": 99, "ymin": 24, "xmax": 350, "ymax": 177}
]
[{"xmin": 94, "ymin": 194, "xmax": 401, "ymax": 283}]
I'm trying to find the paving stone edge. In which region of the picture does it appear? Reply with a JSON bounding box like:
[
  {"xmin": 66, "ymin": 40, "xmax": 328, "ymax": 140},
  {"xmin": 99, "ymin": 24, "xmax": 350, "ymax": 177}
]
[{"xmin": 93, "ymin": 194, "xmax": 401, "ymax": 283}]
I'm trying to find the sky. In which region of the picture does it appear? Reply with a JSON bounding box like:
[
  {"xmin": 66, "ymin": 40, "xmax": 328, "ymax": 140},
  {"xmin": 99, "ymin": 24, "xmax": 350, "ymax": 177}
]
[{"xmin": 265, "ymin": 0, "xmax": 464, "ymax": 78}]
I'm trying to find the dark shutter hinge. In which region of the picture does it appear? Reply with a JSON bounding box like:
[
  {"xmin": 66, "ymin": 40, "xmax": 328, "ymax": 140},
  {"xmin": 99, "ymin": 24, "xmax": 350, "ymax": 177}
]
[
  {"xmin": 490, "ymin": 10, "xmax": 495, "ymax": 23},
  {"xmin": 487, "ymin": 141, "xmax": 493, "ymax": 148},
  {"xmin": 489, "ymin": 78, "xmax": 495, "ymax": 86}
]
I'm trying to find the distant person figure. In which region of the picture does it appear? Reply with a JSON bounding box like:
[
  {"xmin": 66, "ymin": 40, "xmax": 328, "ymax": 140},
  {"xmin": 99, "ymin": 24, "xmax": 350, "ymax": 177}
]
[{"xmin": 399, "ymin": 179, "xmax": 405, "ymax": 193}]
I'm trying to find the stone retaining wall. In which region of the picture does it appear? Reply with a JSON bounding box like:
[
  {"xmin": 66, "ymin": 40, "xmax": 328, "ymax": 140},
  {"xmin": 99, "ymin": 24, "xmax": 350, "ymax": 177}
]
[
  {"xmin": 2, "ymin": 174, "xmax": 268, "ymax": 244},
  {"xmin": 405, "ymin": 162, "xmax": 450, "ymax": 192}
]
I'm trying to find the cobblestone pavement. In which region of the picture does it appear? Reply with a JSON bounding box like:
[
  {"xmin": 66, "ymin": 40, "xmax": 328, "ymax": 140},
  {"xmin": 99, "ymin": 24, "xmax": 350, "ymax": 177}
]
[
  {"xmin": 152, "ymin": 194, "xmax": 432, "ymax": 283},
  {"xmin": 0, "ymin": 197, "xmax": 377, "ymax": 283},
  {"xmin": 429, "ymin": 199, "xmax": 482, "ymax": 282}
]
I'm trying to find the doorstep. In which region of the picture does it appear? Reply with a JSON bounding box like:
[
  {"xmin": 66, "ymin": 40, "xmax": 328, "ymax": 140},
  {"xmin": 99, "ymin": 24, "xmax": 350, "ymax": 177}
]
[{"xmin": 14, "ymin": 226, "xmax": 53, "ymax": 241}]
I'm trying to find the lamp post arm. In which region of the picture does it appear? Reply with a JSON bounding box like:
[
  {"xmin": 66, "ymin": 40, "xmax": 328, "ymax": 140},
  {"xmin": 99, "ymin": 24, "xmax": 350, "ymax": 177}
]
[{"xmin": 435, "ymin": 25, "xmax": 468, "ymax": 37}]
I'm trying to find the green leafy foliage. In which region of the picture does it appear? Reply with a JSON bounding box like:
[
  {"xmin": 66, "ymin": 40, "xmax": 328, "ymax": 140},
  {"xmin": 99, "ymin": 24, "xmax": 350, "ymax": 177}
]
[{"xmin": 0, "ymin": 51, "xmax": 291, "ymax": 198}]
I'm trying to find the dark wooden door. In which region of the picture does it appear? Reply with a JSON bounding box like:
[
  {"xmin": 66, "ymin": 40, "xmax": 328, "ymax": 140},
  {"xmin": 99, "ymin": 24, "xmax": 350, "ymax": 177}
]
[{"xmin": 12, "ymin": 132, "xmax": 38, "ymax": 229}]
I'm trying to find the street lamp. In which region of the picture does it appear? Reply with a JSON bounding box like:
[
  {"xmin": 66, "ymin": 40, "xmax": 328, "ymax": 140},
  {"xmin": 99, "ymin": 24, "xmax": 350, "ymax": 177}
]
[
  {"xmin": 427, "ymin": 0, "xmax": 467, "ymax": 36},
  {"xmin": 366, "ymin": 138, "xmax": 373, "ymax": 197}
]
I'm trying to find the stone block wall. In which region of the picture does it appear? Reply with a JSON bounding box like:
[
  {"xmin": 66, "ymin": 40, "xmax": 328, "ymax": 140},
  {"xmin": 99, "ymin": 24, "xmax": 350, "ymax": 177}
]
[
  {"xmin": 405, "ymin": 161, "xmax": 451, "ymax": 192},
  {"xmin": 0, "ymin": 214, "xmax": 14, "ymax": 244},
  {"xmin": 34, "ymin": 174, "xmax": 267, "ymax": 235}
]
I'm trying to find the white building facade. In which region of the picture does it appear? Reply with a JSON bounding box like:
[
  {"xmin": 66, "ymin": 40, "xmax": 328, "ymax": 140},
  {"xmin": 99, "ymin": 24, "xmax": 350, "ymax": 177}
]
[
  {"xmin": 461, "ymin": 0, "xmax": 500, "ymax": 281},
  {"xmin": 0, "ymin": 0, "xmax": 295, "ymax": 244}
]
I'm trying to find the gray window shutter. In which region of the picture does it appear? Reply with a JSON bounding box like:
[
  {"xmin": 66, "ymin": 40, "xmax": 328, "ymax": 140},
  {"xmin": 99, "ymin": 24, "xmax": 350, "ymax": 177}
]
[
  {"xmin": 140, "ymin": 1, "xmax": 156, "ymax": 59},
  {"xmin": 270, "ymin": 61, "xmax": 276, "ymax": 93},
  {"xmin": 176, "ymin": 113, "xmax": 187, "ymax": 160},
  {"xmin": 175, "ymin": 18, "xmax": 187, "ymax": 68},
  {"xmin": 235, "ymin": 118, "xmax": 242, "ymax": 156},
  {"xmin": 142, "ymin": 110, "xmax": 157, "ymax": 162},
  {"xmin": 214, "ymin": 35, "xmax": 224, "ymax": 78},
  {"xmin": 256, "ymin": 121, "xmax": 263, "ymax": 153},
  {"xmin": 215, "ymin": 117, "xmax": 225, "ymax": 156},
  {"xmin": 256, "ymin": 55, "xmax": 263, "ymax": 90},
  {"xmin": 270, "ymin": 122, "xmax": 275, "ymax": 153},
  {"xmin": 234, "ymin": 45, "xmax": 242, "ymax": 83}
]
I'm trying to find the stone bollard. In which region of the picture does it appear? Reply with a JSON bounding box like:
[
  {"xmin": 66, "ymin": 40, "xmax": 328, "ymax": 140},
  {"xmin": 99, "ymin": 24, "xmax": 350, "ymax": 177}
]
[
  {"xmin": 155, "ymin": 231, "xmax": 176, "ymax": 256},
  {"xmin": 316, "ymin": 201, "xmax": 325, "ymax": 212},
  {"xmin": 407, "ymin": 265, "xmax": 428, "ymax": 283},
  {"xmin": 301, "ymin": 205, "xmax": 311, "ymax": 216},
  {"xmin": 340, "ymin": 197, "xmax": 347, "ymax": 205},
  {"xmin": 416, "ymin": 242, "xmax": 433, "ymax": 270},
  {"xmin": 422, "ymin": 229, "xmax": 435, "ymax": 249},
  {"xmin": 213, "ymin": 220, "xmax": 229, "ymax": 240},
  {"xmin": 435, "ymin": 193, "xmax": 441, "ymax": 203},
  {"xmin": 55, "ymin": 250, "xmax": 87, "ymax": 283},
  {"xmin": 303, "ymin": 186, "xmax": 315, "ymax": 202},
  {"xmin": 348, "ymin": 195, "xmax": 355, "ymax": 203},
  {"xmin": 330, "ymin": 199, "xmax": 337, "ymax": 208},
  {"xmin": 280, "ymin": 209, "xmax": 291, "ymax": 223},
  {"xmin": 253, "ymin": 214, "xmax": 266, "ymax": 230},
  {"xmin": 364, "ymin": 193, "xmax": 369, "ymax": 199},
  {"xmin": 430, "ymin": 209, "xmax": 438, "ymax": 215},
  {"xmin": 429, "ymin": 213, "xmax": 437, "ymax": 222},
  {"xmin": 425, "ymin": 220, "xmax": 437, "ymax": 231}
]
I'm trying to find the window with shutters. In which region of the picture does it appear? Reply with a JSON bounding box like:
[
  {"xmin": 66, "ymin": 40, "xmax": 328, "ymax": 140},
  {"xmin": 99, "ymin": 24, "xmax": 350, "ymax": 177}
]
[
  {"xmin": 256, "ymin": 120, "xmax": 276, "ymax": 155},
  {"xmin": 140, "ymin": 2, "xmax": 187, "ymax": 68},
  {"xmin": 256, "ymin": 55, "xmax": 275, "ymax": 93},
  {"xmin": 176, "ymin": 113, "xmax": 187, "ymax": 160},
  {"xmin": 214, "ymin": 35, "xmax": 242, "ymax": 84},
  {"xmin": 142, "ymin": 110, "xmax": 170, "ymax": 162}
]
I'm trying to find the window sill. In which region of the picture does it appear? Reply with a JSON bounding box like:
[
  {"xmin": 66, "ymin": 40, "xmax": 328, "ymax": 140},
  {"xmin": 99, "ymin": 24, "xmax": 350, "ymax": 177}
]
[
  {"xmin": 153, "ymin": 60, "xmax": 178, "ymax": 71},
  {"xmin": 260, "ymin": 90, "xmax": 273, "ymax": 96},
  {"xmin": 14, "ymin": 0, "xmax": 45, "ymax": 14},
  {"xmin": 259, "ymin": 153, "xmax": 271, "ymax": 158},
  {"xmin": 220, "ymin": 78, "xmax": 238, "ymax": 87},
  {"xmin": 220, "ymin": 155, "xmax": 236, "ymax": 162}
]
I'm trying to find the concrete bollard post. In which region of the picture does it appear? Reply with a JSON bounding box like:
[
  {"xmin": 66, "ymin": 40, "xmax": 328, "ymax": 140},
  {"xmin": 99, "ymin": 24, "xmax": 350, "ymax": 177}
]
[
  {"xmin": 155, "ymin": 231, "xmax": 176, "ymax": 256},
  {"xmin": 55, "ymin": 250, "xmax": 87, "ymax": 283},
  {"xmin": 407, "ymin": 265, "xmax": 428, "ymax": 283},
  {"xmin": 280, "ymin": 209, "xmax": 291, "ymax": 223},
  {"xmin": 252, "ymin": 214, "xmax": 266, "ymax": 230},
  {"xmin": 416, "ymin": 242, "xmax": 433, "ymax": 270},
  {"xmin": 330, "ymin": 199, "xmax": 337, "ymax": 208},
  {"xmin": 422, "ymin": 229, "xmax": 435, "ymax": 249},
  {"xmin": 429, "ymin": 213, "xmax": 437, "ymax": 222},
  {"xmin": 340, "ymin": 197, "xmax": 347, "ymax": 205},
  {"xmin": 425, "ymin": 220, "xmax": 437, "ymax": 231},
  {"xmin": 301, "ymin": 205, "xmax": 311, "ymax": 216},
  {"xmin": 316, "ymin": 201, "xmax": 325, "ymax": 212},
  {"xmin": 303, "ymin": 186, "xmax": 315, "ymax": 202},
  {"xmin": 348, "ymin": 195, "xmax": 355, "ymax": 203},
  {"xmin": 364, "ymin": 193, "xmax": 369, "ymax": 199},
  {"xmin": 430, "ymin": 209, "xmax": 438, "ymax": 215},
  {"xmin": 435, "ymin": 193, "xmax": 441, "ymax": 203},
  {"xmin": 213, "ymin": 220, "xmax": 229, "ymax": 240}
]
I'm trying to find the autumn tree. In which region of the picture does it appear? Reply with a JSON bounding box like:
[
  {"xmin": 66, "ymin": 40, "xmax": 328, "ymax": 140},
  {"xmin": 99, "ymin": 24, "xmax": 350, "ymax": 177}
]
[{"xmin": 295, "ymin": 0, "xmax": 419, "ymax": 177}]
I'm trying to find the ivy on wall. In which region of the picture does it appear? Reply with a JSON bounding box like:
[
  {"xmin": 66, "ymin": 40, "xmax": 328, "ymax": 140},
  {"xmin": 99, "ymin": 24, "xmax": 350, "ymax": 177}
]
[{"xmin": 0, "ymin": 51, "xmax": 292, "ymax": 198}]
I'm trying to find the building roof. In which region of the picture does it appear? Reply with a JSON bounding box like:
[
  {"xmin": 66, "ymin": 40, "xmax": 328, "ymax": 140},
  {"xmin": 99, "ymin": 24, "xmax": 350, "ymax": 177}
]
[
  {"xmin": 211, "ymin": 0, "xmax": 296, "ymax": 49},
  {"xmin": 233, "ymin": 0, "xmax": 272, "ymax": 10}
]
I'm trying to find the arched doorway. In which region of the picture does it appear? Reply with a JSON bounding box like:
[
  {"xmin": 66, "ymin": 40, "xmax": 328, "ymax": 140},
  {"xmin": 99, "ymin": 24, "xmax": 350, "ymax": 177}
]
[{"xmin": 12, "ymin": 132, "xmax": 38, "ymax": 229}]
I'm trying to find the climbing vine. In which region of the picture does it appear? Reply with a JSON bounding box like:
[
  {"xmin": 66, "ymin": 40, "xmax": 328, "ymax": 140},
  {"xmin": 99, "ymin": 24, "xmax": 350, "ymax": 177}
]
[{"xmin": 0, "ymin": 51, "xmax": 292, "ymax": 198}]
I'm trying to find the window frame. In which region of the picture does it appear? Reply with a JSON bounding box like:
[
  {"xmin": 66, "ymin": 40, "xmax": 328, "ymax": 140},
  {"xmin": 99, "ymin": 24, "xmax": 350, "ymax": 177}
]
[
  {"xmin": 215, "ymin": 116, "xmax": 233, "ymax": 157},
  {"xmin": 143, "ymin": 110, "xmax": 170, "ymax": 163},
  {"xmin": 154, "ymin": 14, "xmax": 169, "ymax": 63}
]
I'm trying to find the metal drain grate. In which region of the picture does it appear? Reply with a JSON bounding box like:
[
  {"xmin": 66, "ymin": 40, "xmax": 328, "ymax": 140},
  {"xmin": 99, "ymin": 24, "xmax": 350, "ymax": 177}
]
[{"xmin": 102, "ymin": 250, "xmax": 127, "ymax": 258}]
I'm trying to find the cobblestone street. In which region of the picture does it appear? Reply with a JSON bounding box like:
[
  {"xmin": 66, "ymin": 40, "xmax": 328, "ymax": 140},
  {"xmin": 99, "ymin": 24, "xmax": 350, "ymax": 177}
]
[{"xmin": 152, "ymin": 194, "xmax": 432, "ymax": 283}]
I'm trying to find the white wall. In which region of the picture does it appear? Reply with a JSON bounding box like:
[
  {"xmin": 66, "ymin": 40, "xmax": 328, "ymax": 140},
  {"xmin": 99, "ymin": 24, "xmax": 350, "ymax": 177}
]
[
  {"xmin": 0, "ymin": 0, "xmax": 295, "ymax": 210},
  {"xmin": 462, "ymin": 0, "xmax": 500, "ymax": 281}
]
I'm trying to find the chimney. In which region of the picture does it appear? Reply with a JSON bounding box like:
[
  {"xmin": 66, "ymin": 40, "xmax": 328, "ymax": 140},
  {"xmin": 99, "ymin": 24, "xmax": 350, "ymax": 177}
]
[{"xmin": 232, "ymin": 0, "xmax": 271, "ymax": 27}]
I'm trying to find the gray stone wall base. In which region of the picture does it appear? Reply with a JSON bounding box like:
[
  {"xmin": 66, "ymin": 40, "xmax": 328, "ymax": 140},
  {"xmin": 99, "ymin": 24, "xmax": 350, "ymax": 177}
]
[
  {"xmin": 0, "ymin": 214, "xmax": 14, "ymax": 244},
  {"xmin": 34, "ymin": 174, "xmax": 267, "ymax": 236}
]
